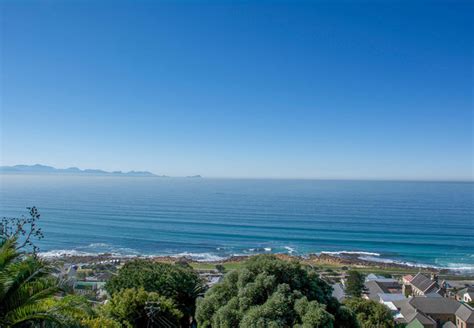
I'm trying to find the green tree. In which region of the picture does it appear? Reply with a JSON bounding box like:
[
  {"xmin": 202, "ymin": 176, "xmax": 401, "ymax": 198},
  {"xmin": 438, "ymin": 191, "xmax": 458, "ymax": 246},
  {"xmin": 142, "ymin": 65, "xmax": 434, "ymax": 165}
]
[
  {"xmin": 344, "ymin": 298, "xmax": 394, "ymax": 328},
  {"xmin": 345, "ymin": 271, "xmax": 365, "ymax": 298},
  {"xmin": 40, "ymin": 295, "xmax": 94, "ymax": 328},
  {"xmin": 333, "ymin": 304, "xmax": 360, "ymax": 328},
  {"xmin": 100, "ymin": 288, "xmax": 182, "ymax": 328},
  {"xmin": 81, "ymin": 317, "xmax": 121, "ymax": 328},
  {"xmin": 0, "ymin": 238, "xmax": 91, "ymax": 327},
  {"xmin": 196, "ymin": 255, "xmax": 356, "ymax": 328},
  {"xmin": 1, "ymin": 207, "xmax": 44, "ymax": 254},
  {"xmin": 294, "ymin": 296, "xmax": 335, "ymax": 327},
  {"xmin": 105, "ymin": 259, "xmax": 205, "ymax": 325},
  {"xmin": 215, "ymin": 264, "xmax": 225, "ymax": 273}
]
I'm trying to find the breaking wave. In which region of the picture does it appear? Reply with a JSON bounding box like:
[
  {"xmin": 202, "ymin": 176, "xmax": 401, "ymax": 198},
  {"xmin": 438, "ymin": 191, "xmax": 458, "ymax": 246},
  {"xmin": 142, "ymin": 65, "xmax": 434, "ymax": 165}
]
[
  {"xmin": 284, "ymin": 246, "xmax": 296, "ymax": 254},
  {"xmin": 170, "ymin": 252, "xmax": 226, "ymax": 262},
  {"xmin": 38, "ymin": 245, "xmax": 474, "ymax": 272},
  {"xmin": 320, "ymin": 250, "xmax": 381, "ymax": 257}
]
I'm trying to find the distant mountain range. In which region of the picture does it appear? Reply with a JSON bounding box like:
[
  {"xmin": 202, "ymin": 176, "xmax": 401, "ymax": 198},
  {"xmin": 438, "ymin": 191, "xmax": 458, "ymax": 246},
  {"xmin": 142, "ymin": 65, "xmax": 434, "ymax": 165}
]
[{"xmin": 0, "ymin": 164, "xmax": 166, "ymax": 177}]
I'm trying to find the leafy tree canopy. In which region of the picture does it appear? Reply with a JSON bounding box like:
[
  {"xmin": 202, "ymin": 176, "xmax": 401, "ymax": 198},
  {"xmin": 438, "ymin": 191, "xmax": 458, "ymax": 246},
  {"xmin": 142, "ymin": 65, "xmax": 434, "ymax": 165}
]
[
  {"xmin": 345, "ymin": 271, "xmax": 365, "ymax": 298},
  {"xmin": 100, "ymin": 287, "xmax": 182, "ymax": 328},
  {"xmin": 81, "ymin": 317, "xmax": 121, "ymax": 328},
  {"xmin": 105, "ymin": 259, "xmax": 205, "ymax": 321},
  {"xmin": 196, "ymin": 255, "xmax": 357, "ymax": 328},
  {"xmin": 344, "ymin": 298, "xmax": 394, "ymax": 328},
  {"xmin": 0, "ymin": 237, "xmax": 92, "ymax": 328}
]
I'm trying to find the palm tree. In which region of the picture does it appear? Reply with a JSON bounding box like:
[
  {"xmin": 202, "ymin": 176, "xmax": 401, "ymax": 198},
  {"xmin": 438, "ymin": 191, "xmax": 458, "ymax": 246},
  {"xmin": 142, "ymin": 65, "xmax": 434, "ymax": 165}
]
[{"xmin": 0, "ymin": 237, "xmax": 90, "ymax": 327}]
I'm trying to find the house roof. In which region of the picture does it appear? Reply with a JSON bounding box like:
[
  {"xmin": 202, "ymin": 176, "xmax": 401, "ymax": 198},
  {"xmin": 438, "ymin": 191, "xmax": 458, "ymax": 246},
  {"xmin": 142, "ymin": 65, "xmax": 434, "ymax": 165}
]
[
  {"xmin": 406, "ymin": 318, "xmax": 426, "ymax": 328},
  {"xmin": 456, "ymin": 286, "xmax": 474, "ymax": 296},
  {"xmin": 411, "ymin": 313, "xmax": 436, "ymax": 326},
  {"xmin": 457, "ymin": 286, "xmax": 474, "ymax": 297},
  {"xmin": 456, "ymin": 304, "xmax": 474, "ymax": 323},
  {"xmin": 366, "ymin": 273, "xmax": 398, "ymax": 283},
  {"xmin": 379, "ymin": 293, "xmax": 406, "ymax": 302},
  {"xmin": 365, "ymin": 280, "xmax": 402, "ymax": 301},
  {"xmin": 366, "ymin": 273, "xmax": 380, "ymax": 281},
  {"xmin": 332, "ymin": 283, "xmax": 345, "ymax": 302},
  {"xmin": 409, "ymin": 297, "xmax": 461, "ymax": 315},
  {"xmin": 442, "ymin": 322, "xmax": 456, "ymax": 328},
  {"xmin": 410, "ymin": 273, "xmax": 439, "ymax": 293},
  {"xmin": 403, "ymin": 274, "xmax": 414, "ymax": 282},
  {"xmin": 393, "ymin": 299, "xmax": 436, "ymax": 326}
]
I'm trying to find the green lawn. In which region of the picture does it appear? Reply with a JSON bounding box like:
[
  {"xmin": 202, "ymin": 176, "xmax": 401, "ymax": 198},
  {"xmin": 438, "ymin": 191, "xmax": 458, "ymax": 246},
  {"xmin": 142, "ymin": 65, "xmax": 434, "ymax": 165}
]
[
  {"xmin": 190, "ymin": 261, "xmax": 242, "ymax": 271},
  {"xmin": 190, "ymin": 260, "xmax": 473, "ymax": 280}
]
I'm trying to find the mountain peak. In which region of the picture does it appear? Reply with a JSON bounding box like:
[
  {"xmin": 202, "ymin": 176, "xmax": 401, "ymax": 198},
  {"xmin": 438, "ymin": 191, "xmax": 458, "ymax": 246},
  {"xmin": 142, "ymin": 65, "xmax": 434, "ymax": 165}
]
[{"xmin": 0, "ymin": 164, "xmax": 158, "ymax": 177}]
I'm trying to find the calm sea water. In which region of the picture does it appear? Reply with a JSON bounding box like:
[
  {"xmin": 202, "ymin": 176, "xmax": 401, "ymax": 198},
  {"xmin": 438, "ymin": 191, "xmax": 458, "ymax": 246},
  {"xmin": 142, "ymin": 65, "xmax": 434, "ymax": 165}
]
[{"xmin": 0, "ymin": 175, "xmax": 473, "ymax": 270}]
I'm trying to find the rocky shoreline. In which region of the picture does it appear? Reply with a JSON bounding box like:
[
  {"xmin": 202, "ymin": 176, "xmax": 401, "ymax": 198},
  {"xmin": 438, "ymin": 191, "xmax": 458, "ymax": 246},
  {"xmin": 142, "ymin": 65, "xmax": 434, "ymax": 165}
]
[{"xmin": 43, "ymin": 251, "xmax": 451, "ymax": 274}]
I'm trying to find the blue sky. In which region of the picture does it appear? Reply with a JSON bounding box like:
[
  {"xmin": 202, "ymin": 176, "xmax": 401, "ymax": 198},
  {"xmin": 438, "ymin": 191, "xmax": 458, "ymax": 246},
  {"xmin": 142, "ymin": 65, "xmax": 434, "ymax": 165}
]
[{"xmin": 1, "ymin": 0, "xmax": 472, "ymax": 180}]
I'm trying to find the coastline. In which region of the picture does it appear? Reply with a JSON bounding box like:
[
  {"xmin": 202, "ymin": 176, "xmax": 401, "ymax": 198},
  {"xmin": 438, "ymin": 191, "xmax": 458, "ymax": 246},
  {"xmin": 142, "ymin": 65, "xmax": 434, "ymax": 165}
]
[
  {"xmin": 40, "ymin": 250, "xmax": 474, "ymax": 277},
  {"xmin": 5, "ymin": 177, "xmax": 472, "ymax": 277}
]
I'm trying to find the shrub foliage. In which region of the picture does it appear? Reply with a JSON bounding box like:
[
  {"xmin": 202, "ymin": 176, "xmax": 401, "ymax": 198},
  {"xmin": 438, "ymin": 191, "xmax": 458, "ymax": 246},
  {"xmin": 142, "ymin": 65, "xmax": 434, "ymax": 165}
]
[
  {"xmin": 101, "ymin": 287, "xmax": 182, "ymax": 327},
  {"xmin": 105, "ymin": 259, "xmax": 205, "ymax": 324},
  {"xmin": 196, "ymin": 255, "xmax": 357, "ymax": 328},
  {"xmin": 344, "ymin": 298, "xmax": 395, "ymax": 328}
]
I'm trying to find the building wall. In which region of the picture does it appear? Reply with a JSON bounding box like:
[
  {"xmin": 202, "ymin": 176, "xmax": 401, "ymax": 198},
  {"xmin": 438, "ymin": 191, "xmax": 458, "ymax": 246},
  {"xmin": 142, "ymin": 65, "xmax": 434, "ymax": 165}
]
[
  {"xmin": 456, "ymin": 318, "xmax": 474, "ymax": 328},
  {"xmin": 412, "ymin": 287, "xmax": 424, "ymax": 296},
  {"xmin": 426, "ymin": 314, "xmax": 455, "ymax": 326}
]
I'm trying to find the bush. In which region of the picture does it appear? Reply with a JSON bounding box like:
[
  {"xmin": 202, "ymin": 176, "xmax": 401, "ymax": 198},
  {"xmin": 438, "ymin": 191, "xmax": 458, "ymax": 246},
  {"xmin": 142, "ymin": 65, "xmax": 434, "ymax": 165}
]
[
  {"xmin": 0, "ymin": 238, "xmax": 93, "ymax": 328},
  {"xmin": 100, "ymin": 288, "xmax": 182, "ymax": 328},
  {"xmin": 344, "ymin": 298, "xmax": 394, "ymax": 328},
  {"xmin": 105, "ymin": 259, "xmax": 205, "ymax": 323},
  {"xmin": 345, "ymin": 271, "xmax": 365, "ymax": 298},
  {"xmin": 196, "ymin": 255, "xmax": 357, "ymax": 328},
  {"xmin": 81, "ymin": 317, "xmax": 121, "ymax": 328}
]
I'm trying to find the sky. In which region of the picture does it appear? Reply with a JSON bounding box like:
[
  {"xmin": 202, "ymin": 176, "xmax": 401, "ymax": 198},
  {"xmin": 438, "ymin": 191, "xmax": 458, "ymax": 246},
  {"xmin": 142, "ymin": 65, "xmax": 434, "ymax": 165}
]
[{"xmin": 0, "ymin": 0, "xmax": 473, "ymax": 180}]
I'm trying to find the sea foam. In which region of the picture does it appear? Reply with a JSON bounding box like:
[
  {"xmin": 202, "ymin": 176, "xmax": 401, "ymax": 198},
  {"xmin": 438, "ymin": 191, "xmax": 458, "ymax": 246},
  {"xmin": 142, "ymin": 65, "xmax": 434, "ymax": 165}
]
[{"xmin": 320, "ymin": 250, "xmax": 381, "ymax": 257}]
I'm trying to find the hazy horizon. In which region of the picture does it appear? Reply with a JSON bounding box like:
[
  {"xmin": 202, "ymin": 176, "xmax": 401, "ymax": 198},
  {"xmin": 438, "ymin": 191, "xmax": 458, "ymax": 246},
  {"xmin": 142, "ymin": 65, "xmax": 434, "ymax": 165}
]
[
  {"xmin": 1, "ymin": 162, "xmax": 473, "ymax": 182},
  {"xmin": 1, "ymin": 1, "xmax": 472, "ymax": 181}
]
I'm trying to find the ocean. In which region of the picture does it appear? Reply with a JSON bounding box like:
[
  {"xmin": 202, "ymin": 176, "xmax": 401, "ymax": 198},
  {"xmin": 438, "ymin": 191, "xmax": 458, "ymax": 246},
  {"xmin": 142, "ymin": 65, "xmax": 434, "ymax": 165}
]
[{"xmin": 0, "ymin": 175, "xmax": 473, "ymax": 271}]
